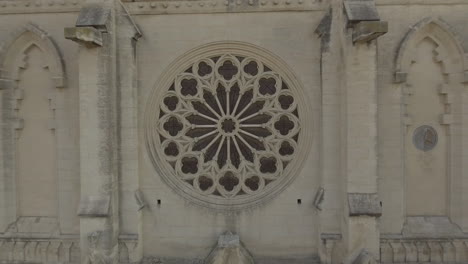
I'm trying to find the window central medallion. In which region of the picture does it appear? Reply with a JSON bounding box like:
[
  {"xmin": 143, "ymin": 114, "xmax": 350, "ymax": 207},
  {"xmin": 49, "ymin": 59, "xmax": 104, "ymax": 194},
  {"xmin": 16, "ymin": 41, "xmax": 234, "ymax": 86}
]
[
  {"xmin": 219, "ymin": 117, "xmax": 238, "ymax": 135},
  {"xmin": 145, "ymin": 42, "xmax": 312, "ymax": 210}
]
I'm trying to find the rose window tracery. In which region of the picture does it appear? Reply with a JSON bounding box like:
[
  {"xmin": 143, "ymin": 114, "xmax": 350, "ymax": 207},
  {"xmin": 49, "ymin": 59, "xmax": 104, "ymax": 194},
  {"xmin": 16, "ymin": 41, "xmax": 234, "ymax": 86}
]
[{"xmin": 146, "ymin": 43, "xmax": 310, "ymax": 209}]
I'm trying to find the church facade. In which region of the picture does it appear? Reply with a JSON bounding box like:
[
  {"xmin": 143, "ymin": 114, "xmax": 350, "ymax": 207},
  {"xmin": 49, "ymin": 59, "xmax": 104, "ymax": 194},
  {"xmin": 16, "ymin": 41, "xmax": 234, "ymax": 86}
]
[{"xmin": 0, "ymin": 0, "xmax": 467, "ymax": 263}]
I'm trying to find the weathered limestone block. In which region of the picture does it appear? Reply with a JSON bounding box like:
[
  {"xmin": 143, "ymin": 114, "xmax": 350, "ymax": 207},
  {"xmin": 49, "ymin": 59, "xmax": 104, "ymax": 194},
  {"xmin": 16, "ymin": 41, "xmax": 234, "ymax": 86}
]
[
  {"xmin": 13, "ymin": 241, "xmax": 26, "ymax": 261},
  {"xmin": 416, "ymin": 241, "xmax": 430, "ymax": 262},
  {"xmin": 428, "ymin": 242, "xmax": 443, "ymax": 262},
  {"xmin": 402, "ymin": 217, "xmax": 464, "ymax": 237},
  {"xmin": 349, "ymin": 249, "xmax": 377, "ymax": 264},
  {"xmin": 347, "ymin": 193, "xmax": 382, "ymax": 217},
  {"xmin": 402, "ymin": 242, "xmax": 417, "ymax": 262},
  {"xmin": 84, "ymin": 231, "xmax": 118, "ymax": 264},
  {"xmin": 320, "ymin": 234, "xmax": 341, "ymax": 264},
  {"xmin": 344, "ymin": 0, "xmax": 380, "ymax": 22},
  {"xmin": 78, "ymin": 195, "xmax": 111, "ymax": 217},
  {"xmin": 64, "ymin": 27, "xmax": 103, "ymax": 47},
  {"xmin": 48, "ymin": 241, "xmax": 62, "ymax": 262},
  {"xmin": 75, "ymin": 4, "xmax": 111, "ymax": 31},
  {"xmin": 36, "ymin": 241, "xmax": 49, "ymax": 263},
  {"xmin": 352, "ymin": 21, "xmax": 388, "ymax": 43},
  {"xmin": 453, "ymin": 240, "xmax": 468, "ymax": 262},
  {"xmin": 205, "ymin": 232, "xmax": 254, "ymax": 264},
  {"xmin": 119, "ymin": 242, "xmax": 129, "ymax": 263},
  {"xmin": 61, "ymin": 241, "xmax": 74, "ymax": 263},
  {"xmin": 125, "ymin": 241, "xmax": 139, "ymax": 263},
  {"xmin": 394, "ymin": 72, "xmax": 408, "ymax": 83},
  {"xmin": 442, "ymin": 242, "xmax": 456, "ymax": 262},
  {"xmin": 25, "ymin": 241, "xmax": 38, "ymax": 262},
  {"xmin": 380, "ymin": 242, "xmax": 393, "ymax": 263},
  {"xmin": 390, "ymin": 242, "xmax": 405, "ymax": 263},
  {"xmin": 0, "ymin": 78, "xmax": 13, "ymax": 90},
  {"xmin": 0, "ymin": 241, "xmax": 14, "ymax": 261}
]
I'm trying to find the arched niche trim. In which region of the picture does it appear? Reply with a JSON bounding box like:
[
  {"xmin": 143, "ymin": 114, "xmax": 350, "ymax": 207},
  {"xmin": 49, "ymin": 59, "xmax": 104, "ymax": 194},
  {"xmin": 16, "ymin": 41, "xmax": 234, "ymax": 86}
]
[
  {"xmin": 0, "ymin": 23, "xmax": 67, "ymax": 234},
  {"xmin": 393, "ymin": 17, "xmax": 468, "ymax": 234},
  {"xmin": 0, "ymin": 23, "xmax": 66, "ymax": 88},
  {"xmin": 394, "ymin": 17, "xmax": 467, "ymax": 84}
]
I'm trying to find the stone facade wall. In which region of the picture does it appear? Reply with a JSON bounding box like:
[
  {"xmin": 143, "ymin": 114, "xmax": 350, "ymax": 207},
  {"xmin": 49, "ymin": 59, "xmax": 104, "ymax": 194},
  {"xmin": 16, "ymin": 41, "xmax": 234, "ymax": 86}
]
[{"xmin": 0, "ymin": 0, "xmax": 466, "ymax": 263}]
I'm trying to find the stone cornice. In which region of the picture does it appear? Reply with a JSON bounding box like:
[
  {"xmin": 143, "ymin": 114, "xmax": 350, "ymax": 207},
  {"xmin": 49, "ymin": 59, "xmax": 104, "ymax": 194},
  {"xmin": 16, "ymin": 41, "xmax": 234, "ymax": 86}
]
[
  {"xmin": 0, "ymin": 0, "xmax": 80, "ymax": 14},
  {"xmin": 0, "ymin": 0, "xmax": 467, "ymax": 15},
  {"xmin": 376, "ymin": 0, "xmax": 468, "ymax": 5},
  {"xmin": 0, "ymin": 0, "xmax": 325, "ymax": 14},
  {"xmin": 124, "ymin": 0, "xmax": 324, "ymax": 15}
]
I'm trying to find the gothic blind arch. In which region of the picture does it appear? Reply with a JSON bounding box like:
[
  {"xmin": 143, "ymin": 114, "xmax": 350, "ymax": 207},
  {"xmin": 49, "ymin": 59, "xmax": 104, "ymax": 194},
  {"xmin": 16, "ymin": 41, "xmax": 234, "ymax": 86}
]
[
  {"xmin": 0, "ymin": 23, "xmax": 67, "ymax": 232},
  {"xmin": 0, "ymin": 23, "xmax": 66, "ymax": 88},
  {"xmin": 394, "ymin": 17, "xmax": 467, "ymax": 226},
  {"xmin": 395, "ymin": 17, "xmax": 467, "ymax": 83}
]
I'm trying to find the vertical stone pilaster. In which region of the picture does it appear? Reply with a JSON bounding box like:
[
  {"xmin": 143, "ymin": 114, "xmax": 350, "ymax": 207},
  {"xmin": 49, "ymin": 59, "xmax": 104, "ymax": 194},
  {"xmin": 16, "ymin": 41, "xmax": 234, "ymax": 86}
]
[
  {"xmin": 116, "ymin": 2, "xmax": 142, "ymax": 261},
  {"xmin": 316, "ymin": 2, "xmax": 345, "ymax": 262},
  {"xmin": 65, "ymin": 1, "xmax": 141, "ymax": 262},
  {"xmin": 316, "ymin": 1, "xmax": 387, "ymax": 262},
  {"xmin": 66, "ymin": 1, "xmax": 119, "ymax": 262},
  {"xmin": 343, "ymin": 40, "xmax": 381, "ymax": 258},
  {"xmin": 340, "ymin": 0, "xmax": 387, "ymax": 262}
]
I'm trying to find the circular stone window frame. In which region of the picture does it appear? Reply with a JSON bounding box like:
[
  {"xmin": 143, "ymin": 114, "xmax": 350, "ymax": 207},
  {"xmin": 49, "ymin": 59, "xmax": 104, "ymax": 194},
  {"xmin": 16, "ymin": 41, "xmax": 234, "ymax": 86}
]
[{"xmin": 145, "ymin": 41, "xmax": 313, "ymax": 210}]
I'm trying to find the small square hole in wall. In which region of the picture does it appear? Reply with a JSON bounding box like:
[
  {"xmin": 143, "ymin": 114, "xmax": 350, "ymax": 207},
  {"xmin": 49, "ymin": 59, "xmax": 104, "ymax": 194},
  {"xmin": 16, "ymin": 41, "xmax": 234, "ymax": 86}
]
[
  {"xmin": 297, "ymin": 199, "xmax": 302, "ymax": 205},
  {"xmin": 157, "ymin": 199, "xmax": 161, "ymax": 205}
]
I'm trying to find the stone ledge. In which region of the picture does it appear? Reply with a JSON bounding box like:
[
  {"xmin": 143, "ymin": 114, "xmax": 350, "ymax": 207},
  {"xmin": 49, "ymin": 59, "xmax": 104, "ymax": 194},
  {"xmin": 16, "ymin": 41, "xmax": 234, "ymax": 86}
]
[
  {"xmin": 381, "ymin": 237, "xmax": 468, "ymax": 263},
  {"xmin": 376, "ymin": 0, "xmax": 468, "ymax": 5}
]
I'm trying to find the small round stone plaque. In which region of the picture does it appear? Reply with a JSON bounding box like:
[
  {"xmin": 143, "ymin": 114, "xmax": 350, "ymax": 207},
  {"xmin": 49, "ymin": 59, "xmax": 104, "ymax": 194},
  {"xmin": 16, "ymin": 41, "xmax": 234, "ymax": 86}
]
[{"xmin": 413, "ymin": 125, "xmax": 438, "ymax": 151}]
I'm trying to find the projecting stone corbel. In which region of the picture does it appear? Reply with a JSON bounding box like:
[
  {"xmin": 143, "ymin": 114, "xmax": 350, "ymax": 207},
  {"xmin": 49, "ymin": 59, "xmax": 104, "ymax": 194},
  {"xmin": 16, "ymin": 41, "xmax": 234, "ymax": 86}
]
[
  {"xmin": 344, "ymin": 0, "xmax": 388, "ymax": 43},
  {"xmin": 352, "ymin": 21, "xmax": 388, "ymax": 43},
  {"xmin": 64, "ymin": 4, "xmax": 111, "ymax": 47},
  {"xmin": 65, "ymin": 27, "xmax": 103, "ymax": 47}
]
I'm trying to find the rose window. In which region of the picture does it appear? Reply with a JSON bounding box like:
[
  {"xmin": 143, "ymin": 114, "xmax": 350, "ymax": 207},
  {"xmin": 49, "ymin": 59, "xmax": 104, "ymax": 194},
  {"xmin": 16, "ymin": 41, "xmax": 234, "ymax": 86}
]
[{"xmin": 146, "ymin": 43, "xmax": 310, "ymax": 209}]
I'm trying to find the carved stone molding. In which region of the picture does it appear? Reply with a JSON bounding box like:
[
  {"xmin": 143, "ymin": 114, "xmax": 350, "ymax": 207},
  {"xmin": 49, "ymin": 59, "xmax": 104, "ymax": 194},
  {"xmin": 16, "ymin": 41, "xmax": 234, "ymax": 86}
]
[
  {"xmin": 0, "ymin": 236, "xmax": 139, "ymax": 263},
  {"xmin": 0, "ymin": 237, "xmax": 80, "ymax": 263},
  {"xmin": 377, "ymin": 0, "xmax": 468, "ymax": 5},
  {"xmin": 0, "ymin": 0, "xmax": 325, "ymax": 14},
  {"xmin": 0, "ymin": 23, "xmax": 66, "ymax": 87},
  {"xmin": 394, "ymin": 17, "xmax": 468, "ymax": 84},
  {"xmin": 123, "ymin": 0, "xmax": 323, "ymax": 15},
  {"xmin": 0, "ymin": 22, "xmax": 68, "ymax": 233},
  {"xmin": 0, "ymin": 0, "xmax": 81, "ymax": 14},
  {"xmin": 393, "ymin": 17, "xmax": 467, "ymax": 223},
  {"xmin": 381, "ymin": 237, "xmax": 468, "ymax": 263},
  {"xmin": 118, "ymin": 235, "xmax": 139, "ymax": 264}
]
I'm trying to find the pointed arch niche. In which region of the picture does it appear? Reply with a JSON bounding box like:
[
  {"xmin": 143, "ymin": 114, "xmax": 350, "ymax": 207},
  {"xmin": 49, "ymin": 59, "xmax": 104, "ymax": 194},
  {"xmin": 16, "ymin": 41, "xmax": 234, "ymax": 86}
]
[
  {"xmin": 394, "ymin": 17, "xmax": 468, "ymax": 233},
  {"xmin": 0, "ymin": 23, "xmax": 66, "ymax": 234}
]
